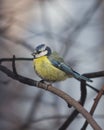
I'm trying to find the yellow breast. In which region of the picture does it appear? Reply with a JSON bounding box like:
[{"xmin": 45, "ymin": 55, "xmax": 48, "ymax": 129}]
[{"xmin": 33, "ymin": 56, "xmax": 68, "ymax": 82}]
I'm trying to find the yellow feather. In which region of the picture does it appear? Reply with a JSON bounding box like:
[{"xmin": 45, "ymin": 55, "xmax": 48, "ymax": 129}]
[{"xmin": 33, "ymin": 56, "xmax": 68, "ymax": 82}]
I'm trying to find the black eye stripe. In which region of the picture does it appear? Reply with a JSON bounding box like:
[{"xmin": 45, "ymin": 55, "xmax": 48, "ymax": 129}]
[
  {"xmin": 34, "ymin": 44, "xmax": 51, "ymax": 56},
  {"xmin": 37, "ymin": 51, "xmax": 41, "ymax": 54}
]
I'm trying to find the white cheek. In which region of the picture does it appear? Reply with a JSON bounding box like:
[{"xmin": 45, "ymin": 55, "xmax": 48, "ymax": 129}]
[{"xmin": 35, "ymin": 50, "xmax": 48, "ymax": 58}]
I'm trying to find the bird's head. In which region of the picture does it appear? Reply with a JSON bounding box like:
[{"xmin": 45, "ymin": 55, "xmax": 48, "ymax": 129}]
[{"xmin": 32, "ymin": 44, "xmax": 52, "ymax": 58}]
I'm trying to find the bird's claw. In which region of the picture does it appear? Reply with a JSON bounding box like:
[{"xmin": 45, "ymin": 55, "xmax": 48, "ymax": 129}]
[{"xmin": 39, "ymin": 80, "xmax": 52, "ymax": 90}]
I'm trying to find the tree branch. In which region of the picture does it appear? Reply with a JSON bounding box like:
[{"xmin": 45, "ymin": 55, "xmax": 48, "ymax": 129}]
[
  {"xmin": 0, "ymin": 64, "xmax": 102, "ymax": 130},
  {"xmin": 81, "ymin": 85, "xmax": 104, "ymax": 130},
  {"xmin": 59, "ymin": 80, "xmax": 87, "ymax": 130}
]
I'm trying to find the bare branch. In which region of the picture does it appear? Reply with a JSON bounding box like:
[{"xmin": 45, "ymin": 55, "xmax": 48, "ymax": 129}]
[
  {"xmin": 0, "ymin": 64, "xmax": 102, "ymax": 130},
  {"xmin": 59, "ymin": 80, "xmax": 87, "ymax": 130},
  {"xmin": 81, "ymin": 85, "xmax": 104, "ymax": 130},
  {"xmin": 0, "ymin": 57, "xmax": 32, "ymax": 63}
]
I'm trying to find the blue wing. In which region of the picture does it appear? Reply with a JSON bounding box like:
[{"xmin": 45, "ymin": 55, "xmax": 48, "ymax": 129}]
[{"xmin": 49, "ymin": 58, "xmax": 92, "ymax": 82}]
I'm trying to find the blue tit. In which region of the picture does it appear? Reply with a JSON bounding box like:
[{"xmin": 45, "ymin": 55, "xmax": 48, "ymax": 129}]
[{"xmin": 32, "ymin": 44, "xmax": 92, "ymax": 82}]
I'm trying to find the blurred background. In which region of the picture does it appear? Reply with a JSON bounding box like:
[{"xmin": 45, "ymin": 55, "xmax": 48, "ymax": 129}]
[{"xmin": 0, "ymin": 0, "xmax": 104, "ymax": 130}]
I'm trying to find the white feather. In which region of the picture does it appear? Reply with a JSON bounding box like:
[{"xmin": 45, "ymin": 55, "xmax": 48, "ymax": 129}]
[{"xmin": 35, "ymin": 50, "xmax": 48, "ymax": 58}]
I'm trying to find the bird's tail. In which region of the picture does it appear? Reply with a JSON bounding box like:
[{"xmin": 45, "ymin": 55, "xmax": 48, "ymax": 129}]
[{"xmin": 72, "ymin": 71, "xmax": 92, "ymax": 82}]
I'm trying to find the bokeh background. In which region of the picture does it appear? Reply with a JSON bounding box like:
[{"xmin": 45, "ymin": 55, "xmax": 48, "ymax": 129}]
[{"xmin": 0, "ymin": 0, "xmax": 104, "ymax": 130}]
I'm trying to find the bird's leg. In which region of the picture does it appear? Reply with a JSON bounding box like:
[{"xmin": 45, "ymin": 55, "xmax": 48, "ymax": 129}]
[
  {"xmin": 67, "ymin": 103, "xmax": 72, "ymax": 108},
  {"xmin": 40, "ymin": 79, "xmax": 45, "ymax": 83},
  {"xmin": 39, "ymin": 80, "xmax": 52, "ymax": 90}
]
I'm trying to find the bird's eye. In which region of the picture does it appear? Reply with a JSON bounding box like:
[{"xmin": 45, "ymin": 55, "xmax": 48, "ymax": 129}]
[{"xmin": 37, "ymin": 50, "xmax": 41, "ymax": 54}]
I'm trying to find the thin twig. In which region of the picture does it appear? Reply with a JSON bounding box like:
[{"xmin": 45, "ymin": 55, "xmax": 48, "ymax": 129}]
[
  {"xmin": 12, "ymin": 55, "xmax": 18, "ymax": 75},
  {"xmin": 59, "ymin": 80, "xmax": 87, "ymax": 130},
  {"xmin": 81, "ymin": 85, "xmax": 104, "ymax": 130},
  {"xmin": 83, "ymin": 72, "xmax": 104, "ymax": 78},
  {"xmin": 0, "ymin": 57, "xmax": 32, "ymax": 63}
]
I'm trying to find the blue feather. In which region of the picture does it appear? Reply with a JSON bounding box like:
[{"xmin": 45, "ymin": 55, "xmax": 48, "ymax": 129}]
[{"xmin": 50, "ymin": 59, "xmax": 92, "ymax": 82}]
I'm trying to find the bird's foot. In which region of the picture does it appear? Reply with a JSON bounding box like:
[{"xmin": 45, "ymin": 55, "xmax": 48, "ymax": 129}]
[
  {"xmin": 40, "ymin": 80, "xmax": 45, "ymax": 83},
  {"xmin": 67, "ymin": 103, "xmax": 72, "ymax": 108},
  {"xmin": 39, "ymin": 80, "xmax": 52, "ymax": 90}
]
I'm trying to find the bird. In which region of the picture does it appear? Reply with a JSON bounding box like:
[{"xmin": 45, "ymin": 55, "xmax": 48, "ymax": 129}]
[{"xmin": 32, "ymin": 44, "xmax": 92, "ymax": 83}]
